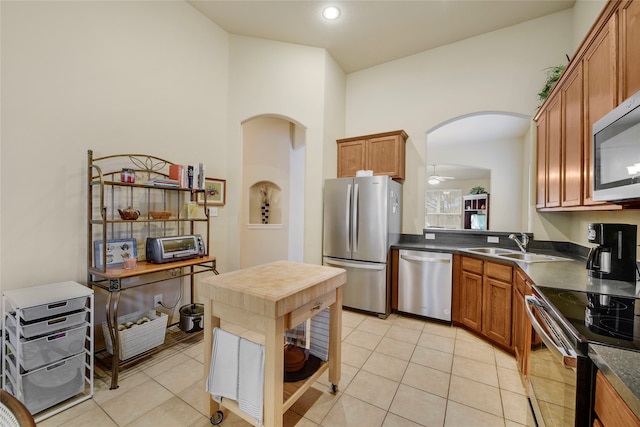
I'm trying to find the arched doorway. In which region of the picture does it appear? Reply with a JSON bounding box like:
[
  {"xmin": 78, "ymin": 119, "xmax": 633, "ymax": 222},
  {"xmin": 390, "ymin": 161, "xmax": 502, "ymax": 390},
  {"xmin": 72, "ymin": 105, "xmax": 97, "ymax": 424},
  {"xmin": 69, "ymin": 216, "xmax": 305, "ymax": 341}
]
[
  {"xmin": 425, "ymin": 111, "xmax": 531, "ymax": 231},
  {"xmin": 240, "ymin": 115, "xmax": 306, "ymax": 268}
]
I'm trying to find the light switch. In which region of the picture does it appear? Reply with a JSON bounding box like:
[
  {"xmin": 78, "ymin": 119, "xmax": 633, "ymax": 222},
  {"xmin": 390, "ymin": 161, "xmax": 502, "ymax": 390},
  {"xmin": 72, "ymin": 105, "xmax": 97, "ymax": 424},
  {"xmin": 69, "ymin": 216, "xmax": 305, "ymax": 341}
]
[{"xmin": 208, "ymin": 207, "xmax": 218, "ymax": 217}]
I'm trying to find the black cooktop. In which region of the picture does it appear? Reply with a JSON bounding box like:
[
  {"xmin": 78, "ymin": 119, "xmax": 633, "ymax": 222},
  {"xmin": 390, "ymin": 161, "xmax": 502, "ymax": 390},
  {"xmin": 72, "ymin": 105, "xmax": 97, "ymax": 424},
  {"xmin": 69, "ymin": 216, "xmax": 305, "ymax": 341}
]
[{"xmin": 538, "ymin": 287, "xmax": 640, "ymax": 352}]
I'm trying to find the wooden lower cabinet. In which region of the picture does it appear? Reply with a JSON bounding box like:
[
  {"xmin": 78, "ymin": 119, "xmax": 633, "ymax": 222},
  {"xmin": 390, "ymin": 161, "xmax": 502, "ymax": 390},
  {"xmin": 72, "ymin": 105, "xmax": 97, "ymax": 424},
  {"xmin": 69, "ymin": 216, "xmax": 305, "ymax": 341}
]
[
  {"xmin": 457, "ymin": 256, "xmax": 513, "ymax": 351},
  {"xmin": 512, "ymin": 269, "xmax": 533, "ymax": 381},
  {"xmin": 593, "ymin": 370, "xmax": 640, "ymax": 427}
]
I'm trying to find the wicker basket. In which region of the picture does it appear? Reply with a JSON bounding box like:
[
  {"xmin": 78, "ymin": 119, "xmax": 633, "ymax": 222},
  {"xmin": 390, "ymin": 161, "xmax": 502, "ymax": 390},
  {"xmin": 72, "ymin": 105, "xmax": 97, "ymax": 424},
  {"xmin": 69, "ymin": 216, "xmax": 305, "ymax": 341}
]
[
  {"xmin": 149, "ymin": 211, "xmax": 171, "ymax": 219},
  {"xmin": 102, "ymin": 310, "xmax": 167, "ymax": 360}
]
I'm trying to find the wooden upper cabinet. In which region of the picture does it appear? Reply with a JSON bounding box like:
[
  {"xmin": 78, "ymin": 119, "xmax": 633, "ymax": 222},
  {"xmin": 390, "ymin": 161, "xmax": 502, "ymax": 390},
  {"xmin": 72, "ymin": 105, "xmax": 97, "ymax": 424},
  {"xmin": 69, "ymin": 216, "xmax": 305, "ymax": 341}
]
[
  {"xmin": 534, "ymin": 1, "xmax": 637, "ymax": 211},
  {"xmin": 336, "ymin": 139, "xmax": 366, "ymax": 178},
  {"xmin": 535, "ymin": 113, "xmax": 547, "ymax": 209},
  {"xmin": 546, "ymin": 94, "xmax": 562, "ymax": 208},
  {"xmin": 337, "ymin": 130, "xmax": 408, "ymax": 180},
  {"xmin": 583, "ymin": 13, "xmax": 618, "ymax": 206},
  {"xmin": 561, "ymin": 63, "xmax": 584, "ymax": 207},
  {"xmin": 619, "ymin": 0, "xmax": 640, "ymax": 101}
]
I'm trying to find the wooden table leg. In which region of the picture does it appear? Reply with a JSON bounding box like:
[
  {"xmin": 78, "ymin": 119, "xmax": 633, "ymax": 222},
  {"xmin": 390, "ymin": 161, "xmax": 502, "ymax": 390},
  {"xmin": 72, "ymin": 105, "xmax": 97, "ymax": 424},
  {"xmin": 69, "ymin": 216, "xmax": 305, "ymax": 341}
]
[
  {"xmin": 263, "ymin": 315, "xmax": 285, "ymax": 427},
  {"xmin": 328, "ymin": 287, "xmax": 342, "ymax": 390}
]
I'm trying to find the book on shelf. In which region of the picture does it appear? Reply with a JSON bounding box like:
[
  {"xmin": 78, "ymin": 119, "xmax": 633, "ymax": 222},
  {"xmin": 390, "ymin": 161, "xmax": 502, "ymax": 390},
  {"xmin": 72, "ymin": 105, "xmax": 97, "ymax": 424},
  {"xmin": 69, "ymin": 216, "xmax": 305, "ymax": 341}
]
[
  {"xmin": 169, "ymin": 162, "xmax": 205, "ymax": 189},
  {"xmin": 145, "ymin": 177, "xmax": 180, "ymax": 187},
  {"xmin": 169, "ymin": 164, "xmax": 187, "ymax": 188}
]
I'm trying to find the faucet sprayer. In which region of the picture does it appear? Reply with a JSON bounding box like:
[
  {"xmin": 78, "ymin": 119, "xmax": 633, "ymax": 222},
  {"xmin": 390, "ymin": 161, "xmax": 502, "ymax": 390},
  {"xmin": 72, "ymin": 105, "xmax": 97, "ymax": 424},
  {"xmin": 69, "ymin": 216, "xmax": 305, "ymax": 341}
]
[{"xmin": 509, "ymin": 232, "xmax": 530, "ymax": 253}]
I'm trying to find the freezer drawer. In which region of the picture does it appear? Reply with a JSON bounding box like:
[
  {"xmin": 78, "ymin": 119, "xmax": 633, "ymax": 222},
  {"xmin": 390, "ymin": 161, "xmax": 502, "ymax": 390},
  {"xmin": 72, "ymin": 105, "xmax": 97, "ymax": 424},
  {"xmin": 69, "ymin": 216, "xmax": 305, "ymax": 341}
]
[
  {"xmin": 398, "ymin": 250, "xmax": 452, "ymax": 321},
  {"xmin": 323, "ymin": 257, "xmax": 389, "ymax": 318}
]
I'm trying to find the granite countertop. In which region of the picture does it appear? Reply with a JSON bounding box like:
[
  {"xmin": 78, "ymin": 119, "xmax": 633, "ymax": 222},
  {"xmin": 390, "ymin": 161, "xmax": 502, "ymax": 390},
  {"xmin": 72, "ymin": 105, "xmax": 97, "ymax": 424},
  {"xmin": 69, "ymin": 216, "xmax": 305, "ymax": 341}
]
[
  {"xmin": 394, "ymin": 231, "xmax": 640, "ymax": 414},
  {"xmin": 589, "ymin": 344, "xmax": 640, "ymax": 419}
]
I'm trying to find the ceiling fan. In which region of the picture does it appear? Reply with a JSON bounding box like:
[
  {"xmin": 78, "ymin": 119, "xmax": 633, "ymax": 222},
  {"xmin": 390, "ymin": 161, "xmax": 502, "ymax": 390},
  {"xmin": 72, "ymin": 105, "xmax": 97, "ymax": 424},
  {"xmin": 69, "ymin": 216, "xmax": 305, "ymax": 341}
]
[{"xmin": 427, "ymin": 165, "xmax": 454, "ymax": 185}]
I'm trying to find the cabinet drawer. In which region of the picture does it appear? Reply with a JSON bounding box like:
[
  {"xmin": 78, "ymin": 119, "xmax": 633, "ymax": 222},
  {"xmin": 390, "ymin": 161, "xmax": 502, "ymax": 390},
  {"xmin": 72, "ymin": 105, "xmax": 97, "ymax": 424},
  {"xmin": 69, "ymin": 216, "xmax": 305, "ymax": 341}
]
[
  {"xmin": 485, "ymin": 261, "xmax": 513, "ymax": 282},
  {"xmin": 18, "ymin": 296, "xmax": 88, "ymax": 322},
  {"xmin": 6, "ymin": 352, "xmax": 86, "ymax": 415},
  {"xmin": 7, "ymin": 323, "xmax": 87, "ymax": 371},
  {"xmin": 287, "ymin": 290, "xmax": 336, "ymax": 329},
  {"xmin": 7, "ymin": 309, "xmax": 88, "ymax": 339},
  {"xmin": 461, "ymin": 256, "xmax": 483, "ymax": 275}
]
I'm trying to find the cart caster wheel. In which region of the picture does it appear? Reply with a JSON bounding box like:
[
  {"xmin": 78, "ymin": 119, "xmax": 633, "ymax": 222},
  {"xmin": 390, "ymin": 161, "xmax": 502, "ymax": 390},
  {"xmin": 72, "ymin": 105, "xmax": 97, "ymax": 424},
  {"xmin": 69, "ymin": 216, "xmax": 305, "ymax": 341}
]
[
  {"xmin": 210, "ymin": 410, "xmax": 224, "ymax": 425},
  {"xmin": 331, "ymin": 383, "xmax": 338, "ymax": 393}
]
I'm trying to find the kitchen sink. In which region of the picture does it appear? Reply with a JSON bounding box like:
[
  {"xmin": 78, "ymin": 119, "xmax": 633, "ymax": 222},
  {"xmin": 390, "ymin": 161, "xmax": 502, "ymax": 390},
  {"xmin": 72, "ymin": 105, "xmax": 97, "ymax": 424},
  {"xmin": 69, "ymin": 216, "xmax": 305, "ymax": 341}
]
[
  {"xmin": 463, "ymin": 247, "xmax": 519, "ymax": 255},
  {"xmin": 462, "ymin": 247, "xmax": 573, "ymax": 263},
  {"xmin": 497, "ymin": 252, "xmax": 572, "ymax": 263}
]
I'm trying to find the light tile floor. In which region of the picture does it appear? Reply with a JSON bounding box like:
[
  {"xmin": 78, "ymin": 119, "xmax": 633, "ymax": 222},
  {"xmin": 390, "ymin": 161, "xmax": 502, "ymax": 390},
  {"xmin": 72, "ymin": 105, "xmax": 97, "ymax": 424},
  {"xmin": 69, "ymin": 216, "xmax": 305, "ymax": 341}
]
[{"xmin": 37, "ymin": 311, "xmax": 537, "ymax": 427}]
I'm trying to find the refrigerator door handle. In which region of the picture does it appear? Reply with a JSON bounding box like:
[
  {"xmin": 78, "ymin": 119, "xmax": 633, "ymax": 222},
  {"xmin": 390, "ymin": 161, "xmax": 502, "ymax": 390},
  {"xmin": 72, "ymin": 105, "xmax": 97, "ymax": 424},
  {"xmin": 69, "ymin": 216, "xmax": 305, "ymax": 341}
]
[
  {"xmin": 346, "ymin": 184, "xmax": 352, "ymax": 253},
  {"xmin": 324, "ymin": 259, "xmax": 386, "ymax": 271},
  {"xmin": 353, "ymin": 183, "xmax": 359, "ymax": 253}
]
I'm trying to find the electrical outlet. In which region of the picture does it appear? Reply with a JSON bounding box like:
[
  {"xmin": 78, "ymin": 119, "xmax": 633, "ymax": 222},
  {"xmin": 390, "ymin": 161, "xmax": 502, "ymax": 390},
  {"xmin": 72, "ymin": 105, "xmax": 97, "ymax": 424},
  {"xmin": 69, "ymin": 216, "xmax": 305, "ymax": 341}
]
[
  {"xmin": 154, "ymin": 294, "xmax": 162, "ymax": 308},
  {"xmin": 208, "ymin": 207, "xmax": 218, "ymax": 217}
]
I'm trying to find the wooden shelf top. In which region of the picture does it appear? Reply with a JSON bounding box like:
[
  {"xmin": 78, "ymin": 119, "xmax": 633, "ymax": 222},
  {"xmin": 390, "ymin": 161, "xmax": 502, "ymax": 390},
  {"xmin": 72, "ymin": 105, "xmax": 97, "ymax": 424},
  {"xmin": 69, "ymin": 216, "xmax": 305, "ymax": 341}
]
[{"xmin": 89, "ymin": 256, "xmax": 216, "ymax": 279}]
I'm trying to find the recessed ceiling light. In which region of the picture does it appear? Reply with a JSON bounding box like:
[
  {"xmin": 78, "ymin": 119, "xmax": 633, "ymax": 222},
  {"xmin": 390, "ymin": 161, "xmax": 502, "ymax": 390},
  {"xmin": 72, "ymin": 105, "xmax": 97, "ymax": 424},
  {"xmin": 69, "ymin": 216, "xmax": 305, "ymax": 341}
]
[{"xmin": 322, "ymin": 6, "xmax": 341, "ymax": 20}]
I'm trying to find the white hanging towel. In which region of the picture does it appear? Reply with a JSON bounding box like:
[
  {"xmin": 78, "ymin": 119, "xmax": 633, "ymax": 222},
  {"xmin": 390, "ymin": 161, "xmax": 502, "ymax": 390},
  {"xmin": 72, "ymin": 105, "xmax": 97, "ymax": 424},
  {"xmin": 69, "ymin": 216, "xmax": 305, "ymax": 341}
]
[{"xmin": 207, "ymin": 327, "xmax": 265, "ymax": 426}]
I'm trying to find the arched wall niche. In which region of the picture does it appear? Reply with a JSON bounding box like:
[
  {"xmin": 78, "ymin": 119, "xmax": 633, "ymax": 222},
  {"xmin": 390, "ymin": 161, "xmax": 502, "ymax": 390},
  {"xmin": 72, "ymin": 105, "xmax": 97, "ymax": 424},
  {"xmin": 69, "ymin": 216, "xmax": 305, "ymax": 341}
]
[
  {"xmin": 240, "ymin": 114, "xmax": 306, "ymax": 268},
  {"xmin": 249, "ymin": 180, "xmax": 282, "ymax": 224}
]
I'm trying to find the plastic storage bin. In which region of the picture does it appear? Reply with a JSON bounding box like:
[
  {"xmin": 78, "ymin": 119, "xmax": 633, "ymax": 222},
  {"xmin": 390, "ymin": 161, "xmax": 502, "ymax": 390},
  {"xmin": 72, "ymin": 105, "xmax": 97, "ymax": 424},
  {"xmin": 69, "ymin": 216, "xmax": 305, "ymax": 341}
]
[
  {"xmin": 6, "ymin": 353, "xmax": 85, "ymax": 414},
  {"xmin": 7, "ymin": 323, "xmax": 87, "ymax": 371},
  {"xmin": 102, "ymin": 310, "xmax": 168, "ymax": 360},
  {"xmin": 18, "ymin": 296, "xmax": 88, "ymax": 322},
  {"xmin": 7, "ymin": 309, "xmax": 87, "ymax": 339}
]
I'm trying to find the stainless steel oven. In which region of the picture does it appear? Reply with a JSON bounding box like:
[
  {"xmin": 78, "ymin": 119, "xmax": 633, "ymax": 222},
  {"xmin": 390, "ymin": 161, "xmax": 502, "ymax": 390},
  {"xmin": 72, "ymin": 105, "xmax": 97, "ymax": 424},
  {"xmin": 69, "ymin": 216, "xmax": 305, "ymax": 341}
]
[
  {"xmin": 524, "ymin": 283, "xmax": 640, "ymax": 426},
  {"xmin": 525, "ymin": 288, "xmax": 596, "ymax": 427}
]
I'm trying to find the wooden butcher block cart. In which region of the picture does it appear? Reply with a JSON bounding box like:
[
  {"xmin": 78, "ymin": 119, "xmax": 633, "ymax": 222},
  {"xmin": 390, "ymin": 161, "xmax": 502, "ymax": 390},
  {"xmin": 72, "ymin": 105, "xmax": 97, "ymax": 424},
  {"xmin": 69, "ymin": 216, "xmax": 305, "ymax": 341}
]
[{"xmin": 200, "ymin": 261, "xmax": 345, "ymax": 427}]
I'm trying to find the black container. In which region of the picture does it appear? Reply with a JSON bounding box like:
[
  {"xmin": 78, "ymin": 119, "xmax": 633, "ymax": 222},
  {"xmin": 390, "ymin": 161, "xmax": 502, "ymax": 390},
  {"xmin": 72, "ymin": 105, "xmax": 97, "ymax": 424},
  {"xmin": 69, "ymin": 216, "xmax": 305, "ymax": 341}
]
[{"xmin": 179, "ymin": 303, "xmax": 204, "ymax": 333}]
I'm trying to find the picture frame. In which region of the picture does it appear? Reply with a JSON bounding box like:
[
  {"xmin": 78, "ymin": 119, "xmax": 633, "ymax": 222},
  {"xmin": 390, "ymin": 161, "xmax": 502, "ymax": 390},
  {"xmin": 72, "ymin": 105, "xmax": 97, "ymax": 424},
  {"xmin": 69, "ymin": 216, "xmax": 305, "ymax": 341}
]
[
  {"xmin": 93, "ymin": 238, "xmax": 137, "ymax": 268},
  {"xmin": 198, "ymin": 178, "xmax": 226, "ymax": 206}
]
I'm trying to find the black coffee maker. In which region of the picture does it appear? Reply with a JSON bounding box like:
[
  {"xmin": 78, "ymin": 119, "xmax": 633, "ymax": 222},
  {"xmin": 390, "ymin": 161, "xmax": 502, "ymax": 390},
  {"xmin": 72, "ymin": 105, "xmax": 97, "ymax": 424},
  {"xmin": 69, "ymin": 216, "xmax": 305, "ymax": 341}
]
[{"xmin": 586, "ymin": 223, "xmax": 637, "ymax": 282}]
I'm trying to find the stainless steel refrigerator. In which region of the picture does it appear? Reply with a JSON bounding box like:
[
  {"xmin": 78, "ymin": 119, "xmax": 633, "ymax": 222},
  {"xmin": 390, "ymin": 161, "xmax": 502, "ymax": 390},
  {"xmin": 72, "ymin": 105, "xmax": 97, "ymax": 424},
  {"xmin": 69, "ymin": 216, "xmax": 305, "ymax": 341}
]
[{"xmin": 322, "ymin": 176, "xmax": 402, "ymax": 318}]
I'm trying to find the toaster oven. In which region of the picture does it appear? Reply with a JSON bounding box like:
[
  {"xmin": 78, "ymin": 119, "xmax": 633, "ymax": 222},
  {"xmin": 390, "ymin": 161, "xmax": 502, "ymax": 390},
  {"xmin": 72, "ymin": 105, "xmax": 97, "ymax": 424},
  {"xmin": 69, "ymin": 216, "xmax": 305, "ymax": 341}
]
[{"xmin": 146, "ymin": 235, "xmax": 205, "ymax": 264}]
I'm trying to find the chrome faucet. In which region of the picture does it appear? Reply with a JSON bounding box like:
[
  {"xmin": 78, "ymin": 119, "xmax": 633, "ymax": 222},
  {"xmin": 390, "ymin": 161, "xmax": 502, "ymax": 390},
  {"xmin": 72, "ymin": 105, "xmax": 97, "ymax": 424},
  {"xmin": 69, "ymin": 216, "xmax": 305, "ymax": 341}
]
[{"xmin": 509, "ymin": 232, "xmax": 530, "ymax": 253}]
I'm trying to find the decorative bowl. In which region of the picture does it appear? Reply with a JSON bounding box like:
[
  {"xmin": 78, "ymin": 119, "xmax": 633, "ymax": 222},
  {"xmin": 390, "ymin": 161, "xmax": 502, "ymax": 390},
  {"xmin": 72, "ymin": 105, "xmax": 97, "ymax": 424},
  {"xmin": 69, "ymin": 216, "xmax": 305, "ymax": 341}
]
[
  {"xmin": 149, "ymin": 211, "xmax": 171, "ymax": 220},
  {"xmin": 118, "ymin": 208, "xmax": 140, "ymax": 220}
]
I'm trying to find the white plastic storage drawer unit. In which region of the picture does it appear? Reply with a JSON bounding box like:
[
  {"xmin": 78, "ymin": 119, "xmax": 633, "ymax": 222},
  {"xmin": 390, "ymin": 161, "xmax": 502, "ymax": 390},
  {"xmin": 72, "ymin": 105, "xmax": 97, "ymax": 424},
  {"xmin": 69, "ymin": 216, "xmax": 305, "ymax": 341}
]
[{"xmin": 1, "ymin": 281, "xmax": 94, "ymax": 422}]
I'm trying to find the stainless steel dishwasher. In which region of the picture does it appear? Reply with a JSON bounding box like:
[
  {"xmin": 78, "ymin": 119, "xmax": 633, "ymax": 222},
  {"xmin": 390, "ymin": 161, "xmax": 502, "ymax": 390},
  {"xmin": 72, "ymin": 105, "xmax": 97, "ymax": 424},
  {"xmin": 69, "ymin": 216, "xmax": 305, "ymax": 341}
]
[{"xmin": 398, "ymin": 250, "xmax": 453, "ymax": 321}]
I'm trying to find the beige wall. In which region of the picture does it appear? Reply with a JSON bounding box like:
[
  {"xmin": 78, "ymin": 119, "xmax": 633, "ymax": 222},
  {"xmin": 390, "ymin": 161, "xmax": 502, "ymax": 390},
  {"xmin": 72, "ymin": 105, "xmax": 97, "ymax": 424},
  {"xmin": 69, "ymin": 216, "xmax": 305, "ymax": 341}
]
[
  {"xmin": 0, "ymin": 1, "xmax": 230, "ymax": 295},
  {"xmin": 2, "ymin": 0, "xmax": 633, "ymax": 313},
  {"xmin": 226, "ymin": 36, "xmax": 346, "ymax": 271},
  {"xmin": 345, "ymin": 9, "xmax": 576, "ymax": 234},
  {"xmin": 240, "ymin": 116, "xmax": 291, "ymax": 267}
]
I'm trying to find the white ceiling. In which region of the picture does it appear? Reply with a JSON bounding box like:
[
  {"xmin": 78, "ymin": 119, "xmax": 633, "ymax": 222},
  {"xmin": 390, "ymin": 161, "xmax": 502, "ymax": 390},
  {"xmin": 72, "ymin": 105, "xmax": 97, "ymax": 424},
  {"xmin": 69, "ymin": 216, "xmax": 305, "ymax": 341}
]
[
  {"xmin": 187, "ymin": 1, "xmax": 558, "ymax": 181},
  {"xmin": 187, "ymin": 0, "xmax": 575, "ymax": 74}
]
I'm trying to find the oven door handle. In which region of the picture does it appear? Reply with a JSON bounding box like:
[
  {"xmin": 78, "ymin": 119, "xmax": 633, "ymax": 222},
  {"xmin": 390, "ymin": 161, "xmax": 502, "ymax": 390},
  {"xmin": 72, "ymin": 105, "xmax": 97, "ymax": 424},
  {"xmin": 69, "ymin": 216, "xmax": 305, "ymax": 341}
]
[{"xmin": 525, "ymin": 295, "xmax": 577, "ymax": 369}]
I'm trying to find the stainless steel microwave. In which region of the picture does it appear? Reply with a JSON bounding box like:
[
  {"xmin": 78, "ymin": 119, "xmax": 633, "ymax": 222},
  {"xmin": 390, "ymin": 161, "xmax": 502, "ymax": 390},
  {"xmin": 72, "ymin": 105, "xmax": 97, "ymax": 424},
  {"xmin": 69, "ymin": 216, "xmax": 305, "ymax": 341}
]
[{"xmin": 593, "ymin": 89, "xmax": 640, "ymax": 202}]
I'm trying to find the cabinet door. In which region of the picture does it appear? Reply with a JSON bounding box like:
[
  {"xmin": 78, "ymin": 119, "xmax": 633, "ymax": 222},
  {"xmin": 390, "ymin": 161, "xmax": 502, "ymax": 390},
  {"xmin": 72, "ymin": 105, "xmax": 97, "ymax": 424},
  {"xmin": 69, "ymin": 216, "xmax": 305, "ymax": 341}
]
[
  {"xmin": 619, "ymin": 0, "xmax": 640, "ymax": 101},
  {"xmin": 366, "ymin": 135, "xmax": 405, "ymax": 180},
  {"xmin": 546, "ymin": 94, "xmax": 562, "ymax": 208},
  {"xmin": 594, "ymin": 371, "xmax": 640, "ymax": 427},
  {"xmin": 561, "ymin": 63, "xmax": 584, "ymax": 207},
  {"xmin": 482, "ymin": 277, "xmax": 512, "ymax": 347},
  {"xmin": 583, "ymin": 15, "xmax": 618, "ymax": 205},
  {"xmin": 513, "ymin": 269, "xmax": 531, "ymax": 379},
  {"xmin": 536, "ymin": 113, "xmax": 547, "ymax": 209},
  {"xmin": 460, "ymin": 270, "xmax": 483, "ymax": 332},
  {"xmin": 337, "ymin": 139, "xmax": 366, "ymax": 178}
]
